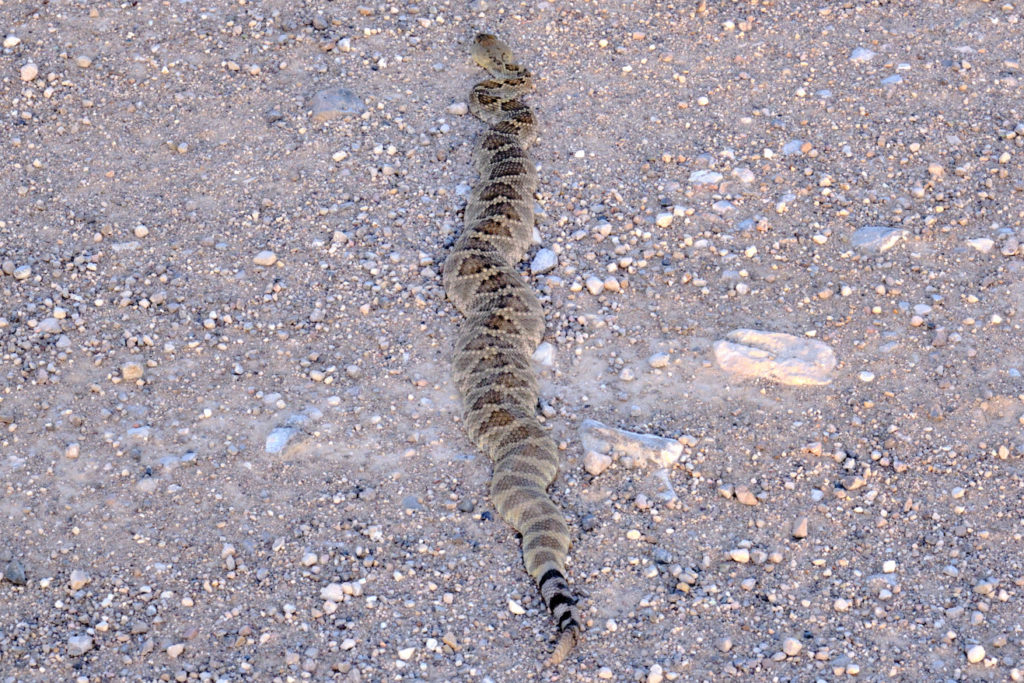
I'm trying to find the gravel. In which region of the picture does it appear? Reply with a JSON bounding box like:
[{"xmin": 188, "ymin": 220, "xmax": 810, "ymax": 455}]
[{"xmin": 2, "ymin": 2, "xmax": 1022, "ymax": 680}]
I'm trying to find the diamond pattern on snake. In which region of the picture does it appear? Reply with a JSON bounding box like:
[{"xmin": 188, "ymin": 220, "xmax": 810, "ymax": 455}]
[{"xmin": 442, "ymin": 33, "xmax": 582, "ymax": 666}]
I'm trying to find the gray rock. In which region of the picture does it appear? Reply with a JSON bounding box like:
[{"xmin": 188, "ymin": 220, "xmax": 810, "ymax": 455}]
[
  {"xmin": 532, "ymin": 341, "xmax": 554, "ymax": 366},
  {"xmin": 782, "ymin": 140, "xmax": 804, "ymax": 155},
  {"xmin": 265, "ymin": 427, "xmax": 296, "ymax": 454},
  {"xmin": 311, "ymin": 87, "xmax": 366, "ymax": 122},
  {"xmin": 851, "ymin": 225, "xmax": 907, "ymax": 253},
  {"xmin": 12, "ymin": 264, "xmax": 31, "ymax": 280},
  {"xmin": 530, "ymin": 248, "xmax": 557, "ymax": 275},
  {"xmin": 688, "ymin": 169, "xmax": 723, "ymax": 185},
  {"xmin": 713, "ymin": 329, "xmax": 837, "ymax": 386},
  {"xmin": 36, "ymin": 317, "xmax": 62, "ymax": 334},
  {"xmin": 68, "ymin": 634, "xmax": 94, "ymax": 656},
  {"xmin": 850, "ymin": 47, "xmax": 876, "ymax": 63},
  {"xmin": 3, "ymin": 559, "xmax": 26, "ymax": 585},
  {"xmin": 579, "ymin": 419, "xmax": 683, "ymax": 469}
]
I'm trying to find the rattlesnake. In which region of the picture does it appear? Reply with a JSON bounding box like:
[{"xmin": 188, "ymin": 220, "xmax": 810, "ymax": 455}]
[{"xmin": 442, "ymin": 34, "xmax": 582, "ymax": 666}]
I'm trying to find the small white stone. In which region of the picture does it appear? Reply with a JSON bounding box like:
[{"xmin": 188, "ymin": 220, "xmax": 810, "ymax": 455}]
[
  {"xmin": 966, "ymin": 237, "xmax": 994, "ymax": 253},
  {"xmin": 647, "ymin": 352, "xmax": 670, "ymax": 368},
  {"xmin": 67, "ymin": 635, "xmax": 94, "ymax": 656},
  {"xmin": 603, "ymin": 277, "xmax": 620, "ymax": 293},
  {"xmin": 20, "ymin": 62, "xmax": 38, "ymax": 81},
  {"xmin": 882, "ymin": 560, "xmax": 897, "ymax": 573},
  {"xmin": 253, "ymin": 250, "xmax": 277, "ymax": 266},
  {"xmin": 68, "ymin": 569, "xmax": 90, "ymax": 591},
  {"xmin": 850, "ymin": 47, "xmax": 876, "ymax": 63},
  {"xmin": 966, "ymin": 644, "xmax": 985, "ymax": 663},
  {"xmin": 320, "ymin": 582, "xmax": 347, "ymax": 602},
  {"xmin": 507, "ymin": 599, "xmax": 525, "ymax": 615},
  {"xmin": 583, "ymin": 450, "xmax": 612, "ymax": 476},
  {"xmin": 3, "ymin": 35, "xmax": 21, "ymax": 48},
  {"xmin": 446, "ymin": 101, "xmax": 468, "ymax": 116},
  {"xmin": 133, "ymin": 224, "xmax": 149, "ymax": 238},
  {"xmin": 833, "ymin": 597, "xmax": 850, "ymax": 612},
  {"xmin": 301, "ymin": 551, "xmax": 318, "ymax": 567},
  {"xmin": 729, "ymin": 548, "xmax": 750, "ymax": 563},
  {"xmin": 646, "ymin": 664, "xmax": 664, "ymax": 683},
  {"xmin": 573, "ymin": 149, "xmax": 586, "ymax": 158},
  {"xmin": 397, "ymin": 647, "xmax": 415, "ymax": 661},
  {"xmin": 532, "ymin": 342, "xmax": 554, "ymax": 367},
  {"xmin": 75, "ymin": 55, "xmax": 93, "ymax": 68},
  {"xmin": 167, "ymin": 643, "xmax": 185, "ymax": 658},
  {"xmin": 858, "ymin": 371, "xmax": 875, "ymax": 383},
  {"xmin": 530, "ymin": 248, "xmax": 557, "ymax": 275},
  {"xmin": 585, "ymin": 276, "xmax": 604, "ymax": 295},
  {"xmin": 655, "ymin": 212, "xmax": 673, "ymax": 228},
  {"xmin": 121, "ymin": 362, "xmax": 144, "ymax": 380},
  {"xmin": 782, "ymin": 637, "xmax": 802, "ymax": 656}
]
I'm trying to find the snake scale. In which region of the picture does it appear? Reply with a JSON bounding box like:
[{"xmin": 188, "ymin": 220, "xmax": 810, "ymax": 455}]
[{"xmin": 442, "ymin": 34, "xmax": 582, "ymax": 666}]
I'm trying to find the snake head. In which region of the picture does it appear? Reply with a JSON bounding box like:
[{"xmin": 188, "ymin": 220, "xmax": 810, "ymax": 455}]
[{"xmin": 473, "ymin": 33, "xmax": 531, "ymax": 78}]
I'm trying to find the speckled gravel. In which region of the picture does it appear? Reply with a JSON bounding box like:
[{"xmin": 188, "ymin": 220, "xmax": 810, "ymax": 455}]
[{"xmin": 2, "ymin": 1, "xmax": 1023, "ymax": 680}]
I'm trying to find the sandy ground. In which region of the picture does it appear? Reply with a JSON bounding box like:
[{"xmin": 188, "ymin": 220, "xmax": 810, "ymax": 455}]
[{"xmin": 2, "ymin": 0, "xmax": 1023, "ymax": 680}]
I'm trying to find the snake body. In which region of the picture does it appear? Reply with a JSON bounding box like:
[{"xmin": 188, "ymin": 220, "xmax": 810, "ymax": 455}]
[{"xmin": 442, "ymin": 34, "xmax": 581, "ymax": 666}]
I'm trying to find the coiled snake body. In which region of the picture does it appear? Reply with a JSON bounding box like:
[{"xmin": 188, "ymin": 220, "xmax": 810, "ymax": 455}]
[{"xmin": 442, "ymin": 34, "xmax": 582, "ymax": 666}]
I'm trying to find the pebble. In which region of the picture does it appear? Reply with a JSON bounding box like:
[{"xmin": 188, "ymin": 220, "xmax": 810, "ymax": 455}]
[
  {"xmin": 36, "ymin": 318, "xmax": 61, "ymax": 334},
  {"xmin": 75, "ymin": 55, "xmax": 93, "ymax": 68},
  {"xmin": 507, "ymin": 599, "xmax": 525, "ymax": 615},
  {"xmin": 65, "ymin": 443, "xmax": 80, "ymax": 459},
  {"xmin": 729, "ymin": 548, "xmax": 750, "ymax": 563},
  {"xmin": 585, "ymin": 276, "xmax": 604, "ymax": 295},
  {"xmin": 265, "ymin": 426, "xmax": 296, "ymax": 454},
  {"xmin": 67, "ymin": 635, "xmax": 94, "ymax": 656},
  {"xmin": 3, "ymin": 35, "xmax": 20, "ymax": 48},
  {"xmin": 530, "ymin": 248, "xmax": 557, "ymax": 275},
  {"xmin": 713, "ymin": 329, "xmax": 837, "ymax": 386},
  {"xmin": 20, "ymin": 62, "xmax": 38, "ymax": 81},
  {"xmin": 253, "ymin": 250, "xmax": 278, "ymax": 266},
  {"xmin": 597, "ymin": 666, "xmax": 614, "ymax": 679},
  {"xmin": 646, "ymin": 664, "xmax": 664, "ymax": 683},
  {"xmin": 446, "ymin": 101, "xmax": 469, "ymax": 116},
  {"xmin": 319, "ymin": 581, "xmax": 348, "ymax": 602},
  {"xmin": 966, "ymin": 644, "xmax": 985, "ymax": 663},
  {"xmin": 167, "ymin": 643, "xmax": 185, "ymax": 658},
  {"xmin": 791, "ymin": 516, "xmax": 809, "ymax": 539},
  {"xmin": 881, "ymin": 74, "xmax": 903, "ymax": 85},
  {"xmin": 882, "ymin": 560, "xmax": 897, "ymax": 573},
  {"xmin": 655, "ymin": 212, "xmax": 673, "ymax": 228},
  {"xmin": 851, "ymin": 225, "xmax": 907, "ymax": 253},
  {"xmin": 782, "ymin": 637, "xmax": 802, "ymax": 656},
  {"xmin": 583, "ymin": 450, "xmax": 612, "ymax": 475},
  {"xmin": 858, "ymin": 371, "xmax": 875, "ymax": 382},
  {"xmin": 833, "ymin": 597, "xmax": 851, "ymax": 612},
  {"xmin": 13, "ymin": 264, "xmax": 32, "ymax": 280},
  {"xmin": 68, "ymin": 569, "xmax": 90, "ymax": 591},
  {"xmin": 4, "ymin": 559, "xmax": 27, "ymax": 585},
  {"xmin": 301, "ymin": 551, "xmax": 318, "ymax": 567},
  {"xmin": 732, "ymin": 167, "xmax": 755, "ymax": 183},
  {"xmin": 579, "ymin": 419, "xmax": 683, "ymax": 469},
  {"xmin": 782, "ymin": 139, "xmax": 804, "ymax": 155},
  {"xmin": 311, "ymin": 87, "xmax": 366, "ymax": 121},
  {"xmin": 734, "ymin": 485, "xmax": 759, "ymax": 506},
  {"xmin": 689, "ymin": 169, "xmax": 723, "ymax": 185},
  {"xmin": 850, "ymin": 47, "xmax": 876, "ymax": 63},
  {"xmin": 717, "ymin": 637, "xmax": 733, "ymax": 652},
  {"xmin": 121, "ymin": 362, "xmax": 144, "ymax": 380},
  {"xmin": 397, "ymin": 647, "xmax": 415, "ymax": 661},
  {"xmin": 647, "ymin": 352, "xmax": 670, "ymax": 368},
  {"xmin": 532, "ymin": 342, "xmax": 554, "ymax": 366},
  {"xmin": 134, "ymin": 224, "xmax": 150, "ymax": 238}
]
